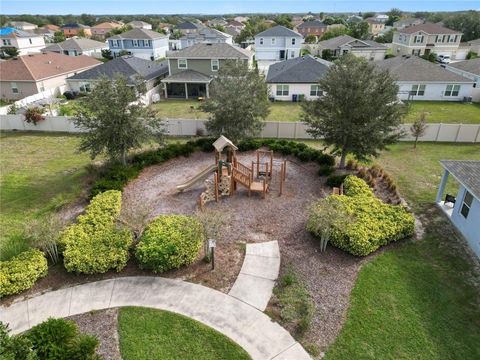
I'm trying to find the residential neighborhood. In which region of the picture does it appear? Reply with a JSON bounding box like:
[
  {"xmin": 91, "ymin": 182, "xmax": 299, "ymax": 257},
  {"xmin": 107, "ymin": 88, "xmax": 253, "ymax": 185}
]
[{"xmin": 0, "ymin": 3, "xmax": 479, "ymax": 360}]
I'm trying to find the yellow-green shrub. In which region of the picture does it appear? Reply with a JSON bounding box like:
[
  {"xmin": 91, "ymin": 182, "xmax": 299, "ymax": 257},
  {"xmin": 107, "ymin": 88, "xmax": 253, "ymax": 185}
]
[
  {"xmin": 0, "ymin": 249, "xmax": 47, "ymax": 298},
  {"xmin": 308, "ymin": 176, "xmax": 415, "ymax": 256},
  {"xmin": 135, "ymin": 215, "xmax": 204, "ymax": 273},
  {"xmin": 61, "ymin": 190, "xmax": 132, "ymax": 274}
]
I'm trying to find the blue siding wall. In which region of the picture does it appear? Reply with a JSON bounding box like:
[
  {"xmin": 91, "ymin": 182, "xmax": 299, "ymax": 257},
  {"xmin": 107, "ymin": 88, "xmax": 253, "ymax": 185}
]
[{"xmin": 451, "ymin": 185, "xmax": 480, "ymax": 257}]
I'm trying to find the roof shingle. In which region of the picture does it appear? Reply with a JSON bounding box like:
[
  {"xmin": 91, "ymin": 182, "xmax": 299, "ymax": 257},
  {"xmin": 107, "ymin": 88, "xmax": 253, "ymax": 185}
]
[
  {"xmin": 255, "ymin": 25, "xmax": 302, "ymax": 38},
  {"xmin": 266, "ymin": 55, "xmax": 331, "ymax": 83},
  {"xmin": 440, "ymin": 160, "xmax": 480, "ymax": 200},
  {"xmin": 108, "ymin": 28, "xmax": 166, "ymax": 40},
  {"xmin": 446, "ymin": 58, "xmax": 480, "ymax": 76},
  {"xmin": 398, "ymin": 22, "xmax": 461, "ymax": 35},
  {"xmin": 167, "ymin": 43, "xmax": 252, "ymax": 59},
  {"xmin": 42, "ymin": 38, "xmax": 106, "ymax": 52}
]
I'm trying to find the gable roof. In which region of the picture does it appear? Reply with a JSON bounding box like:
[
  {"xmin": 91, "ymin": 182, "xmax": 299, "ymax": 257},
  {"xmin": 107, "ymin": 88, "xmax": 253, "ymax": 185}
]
[
  {"xmin": 0, "ymin": 52, "xmax": 100, "ymax": 81},
  {"xmin": 42, "ymin": 38, "xmax": 106, "ymax": 52},
  {"xmin": 226, "ymin": 20, "xmax": 244, "ymax": 27},
  {"xmin": 297, "ymin": 20, "xmax": 327, "ymax": 29},
  {"xmin": 92, "ymin": 22, "xmax": 121, "ymax": 29},
  {"xmin": 67, "ymin": 55, "xmax": 168, "ymax": 83},
  {"xmin": 398, "ymin": 22, "xmax": 461, "ymax": 35},
  {"xmin": 167, "ymin": 43, "xmax": 251, "ymax": 59},
  {"xmin": 181, "ymin": 28, "xmax": 231, "ymax": 41},
  {"xmin": 266, "ymin": 55, "xmax": 332, "ymax": 83},
  {"xmin": 8, "ymin": 21, "xmax": 36, "ymax": 28},
  {"xmin": 255, "ymin": 25, "xmax": 302, "ymax": 38},
  {"xmin": 127, "ymin": 21, "xmax": 151, "ymax": 27},
  {"xmin": 317, "ymin": 35, "xmax": 386, "ymax": 50},
  {"xmin": 62, "ymin": 23, "xmax": 90, "ymax": 29},
  {"xmin": 42, "ymin": 24, "xmax": 60, "ymax": 31},
  {"xmin": 447, "ymin": 58, "xmax": 480, "ymax": 76},
  {"xmin": 108, "ymin": 28, "xmax": 166, "ymax": 40},
  {"xmin": 440, "ymin": 160, "xmax": 480, "ymax": 200},
  {"xmin": 375, "ymin": 56, "xmax": 473, "ymax": 82},
  {"xmin": 177, "ymin": 21, "xmax": 201, "ymax": 30},
  {"xmin": 0, "ymin": 27, "xmax": 43, "ymax": 38}
]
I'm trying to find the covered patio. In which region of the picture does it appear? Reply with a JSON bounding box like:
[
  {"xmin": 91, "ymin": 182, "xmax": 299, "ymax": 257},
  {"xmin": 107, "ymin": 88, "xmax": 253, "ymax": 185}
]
[{"xmin": 161, "ymin": 70, "xmax": 212, "ymax": 100}]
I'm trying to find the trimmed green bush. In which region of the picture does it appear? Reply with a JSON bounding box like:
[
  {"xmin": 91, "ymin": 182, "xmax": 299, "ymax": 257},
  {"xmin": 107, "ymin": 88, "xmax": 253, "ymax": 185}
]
[
  {"xmin": 61, "ymin": 190, "xmax": 132, "ymax": 274},
  {"xmin": 0, "ymin": 249, "xmax": 48, "ymax": 298},
  {"xmin": 317, "ymin": 165, "xmax": 335, "ymax": 176},
  {"xmin": 326, "ymin": 174, "xmax": 348, "ymax": 188},
  {"xmin": 136, "ymin": 215, "xmax": 204, "ymax": 273},
  {"xmin": 27, "ymin": 318, "xmax": 100, "ymax": 360},
  {"xmin": 308, "ymin": 176, "xmax": 415, "ymax": 256}
]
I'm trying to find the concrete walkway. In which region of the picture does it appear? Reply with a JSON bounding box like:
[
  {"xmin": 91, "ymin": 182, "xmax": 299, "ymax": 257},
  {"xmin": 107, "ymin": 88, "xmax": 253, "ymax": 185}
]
[
  {"xmin": 229, "ymin": 241, "xmax": 280, "ymax": 311},
  {"xmin": 0, "ymin": 276, "xmax": 310, "ymax": 360}
]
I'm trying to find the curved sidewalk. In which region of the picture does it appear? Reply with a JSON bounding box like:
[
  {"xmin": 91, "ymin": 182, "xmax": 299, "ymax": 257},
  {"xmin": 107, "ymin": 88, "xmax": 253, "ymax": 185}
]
[{"xmin": 0, "ymin": 276, "xmax": 310, "ymax": 360}]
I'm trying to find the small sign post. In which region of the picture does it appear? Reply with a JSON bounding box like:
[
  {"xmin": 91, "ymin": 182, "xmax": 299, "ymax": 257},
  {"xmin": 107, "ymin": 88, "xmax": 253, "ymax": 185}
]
[{"xmin": 208, "ymin": 239, "xmax": 216, "ymax": 271}]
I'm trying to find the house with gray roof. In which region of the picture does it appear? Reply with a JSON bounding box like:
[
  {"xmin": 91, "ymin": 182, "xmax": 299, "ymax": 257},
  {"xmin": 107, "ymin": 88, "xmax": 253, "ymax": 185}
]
[
  {"xmin": 162, "ymin": 43, "xmax": 253, "ymax": 99},
  {"xmin": 444, "ymin": 58, "xmax": 480, "ymax": 101},
  {"xmin": 127, "ymin": 21, "xmax": 152, "ymax": 30},
  {"xmin": 436, "ymin": 160, "xmax": 480, "ymax": 258},
  {"xmin": 254, "ymin": 25, "xmax": 303, "ymax": 72},
  {"xmin": 375, "ymin": 55, "xmax": 474, "ymax": 101},
  {"xmin": 66, "ymin": 55, "xmax": 168, "ymax": 103},
  {"xmin": 42, "ymin": 38, "xmax": 107, "ymax": 58},
  {"xmin": 266, "ymin": 55, "xmax": 332, "ymax": 101},
  {"xmin": 179, "ymin": 28, "xmax": 232, "ymax": 49},
  {"xmin": 8, "ymin": 21, "xmax": 37, "ymax": 31},
  {"xmin": 393, "ymin": 18, "xmax": 424, "ymax": 30},
  {"xmin": 107, "ymin": 28, "xmax": 168, "ymax": 60},
  {"xmin": 176, "ymin": 21, "xmax": 202, "ymax": 34},
  {"xmin": 314, "ymin": 35, "xmax": 387, "ymax": 61}
]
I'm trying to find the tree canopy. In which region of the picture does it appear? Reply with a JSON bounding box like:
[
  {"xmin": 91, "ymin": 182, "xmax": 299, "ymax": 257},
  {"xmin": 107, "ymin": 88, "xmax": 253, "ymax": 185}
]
[
  {"xmin": 443, "ymin": 10, "xmax": 480, "ymax": 42},
  {"xmin": 74, "ymin": 75, "xmax": 164, "ymax": 165},
  {"xmin": 201, "ymin": 61, "xmax": 270, "ymax": 141},
  {"xmin": 301, "ymin": 55, "xmax": 407, "ymax": 168}
]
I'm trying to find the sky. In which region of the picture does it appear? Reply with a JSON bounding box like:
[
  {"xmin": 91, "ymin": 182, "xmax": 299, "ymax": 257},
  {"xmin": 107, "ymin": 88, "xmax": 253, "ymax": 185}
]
[{"xmin": 1, "ymin": 0, "xmax": 479, "ymax": 15}]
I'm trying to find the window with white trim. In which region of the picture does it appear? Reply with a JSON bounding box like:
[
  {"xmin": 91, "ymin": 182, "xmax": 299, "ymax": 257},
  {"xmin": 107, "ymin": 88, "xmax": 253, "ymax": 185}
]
[
  {"xmin": 460, "ymin": 190, "xmax": 473, "ymax": 218},
  {"xmin": 259, "ymin": 38, "xmax": 264, "ymax": 45},
  {"xmin": 211, "ymin": 59, "xmax": 219, "ymax": 71},
  {"xmin": 445, "ymin": 84, "xmax": 460, "ymax": 97},
  {"xmin": 79, "ymin": 83, "xmax": 91, "ymax": 93},
  {"xmin": 276, "ymin": 84, "xmax": 289, "ymax": 96},
  {"xmin": 310, "ymin": 85, "xmax": 322, "ymax": 96},
  {"xmin": 133, "ymin": 39, "xmax": 138, "ymax": 47},
  {"xmin": 271, "ymin": 38, "xmax": 276, "ymax": 45},
  {"xmin": 178, "ymin": 58, "xmax": 188, "ymax": 69},
  {"xmin": 291, "ymin": 38, "xmax": 296, "ymax": 45},
  {"xmin": 2, "ymin": 39, "xmax": 11, "ymax": 46},
  {"xmin": 414, "ymin": 35, "xmax": 424, "ymax": 43},
  {"xmin": 411, "ymin": 84, "xmax": 426, "ymax": 96},
  {"xmin": 29, "ymin": 38, "xmax": 32, "ymax": 44},
  {"xmin": 145, "ymin": 40, "xmax": 151, "ymax": 47},
  {"xmin": 10, "ymin": 82, "xmax": 18, "ymax": 94}
]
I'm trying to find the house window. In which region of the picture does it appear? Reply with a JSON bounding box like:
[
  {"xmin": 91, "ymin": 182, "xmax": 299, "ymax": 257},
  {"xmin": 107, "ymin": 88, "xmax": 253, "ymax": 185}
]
[
  {"xmin": 310, "ymin": 85, "xmax": 322, "ymax": 96},
  {"xmin": 291, "ymin": 38, "xmax": 296, "ymax": 45},
  {"xmin": 276, "ymin": 84, "xmax": 289, "ymax": 96},
  {"xmin": 449, "ymin": 35, "xmax": 456, "ymax": 43},
  {"xmin": 460, "ymin": 190, "xmax": 473, "ymax": 218},
  {"xmin": 111, "ymin": 40, "xmax": 120, "ymax": 47},
  {"xmin": 133, "ymin": 39, "xmax": 139, "ymax": 47},
  {"xmin": 445, "ymin": 84, "xmax": 460, "ymax": 97},
  {"xmin": 29, "ymin": 38, "xmax": 32, "ymax": 44},
  {"xmin": 2, "ymin": 39, "xmax": 11, "ymax": 46},
  {"xmin": 79, "ymin": 83, "xmax": 91, "ymax": 93},
  {"xmin": 271, "ymin": 38, "xmax": 276, "ymax": 45},
  {"xmin": 178, "ymin": 58, "xmax": 188, "ymax": 69},
  {"xmin": 414, "ymin": 35, "xmax": 424, "ymax": 43},
  {"xmin": 411, "ymin": 84, "xmax": 426, "ymax": 96},
  {"xmin": 211, "ymin": 59, "xmax": 219, "ymax": 71},
  {"xmin": 10, "ymin": 82, "xmax": 18, "ymax": 94},
  {"xmin": 436, "ymin": 35, "xmax": 442, "ymax": 43},
  {"xmin": 259, "ymin": 38, "xmax": 264, "ymax": 45}
]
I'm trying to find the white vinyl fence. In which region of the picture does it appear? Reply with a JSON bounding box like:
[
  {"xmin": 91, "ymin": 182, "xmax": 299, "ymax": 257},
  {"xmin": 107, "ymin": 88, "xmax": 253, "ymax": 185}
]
[
  {"xmin": 0, "ymin": 86, "xmax": 67, "ymax": 115},
  {"xmin": 1, "ymin": 115, "xmax": 479, "ymax": 143}
]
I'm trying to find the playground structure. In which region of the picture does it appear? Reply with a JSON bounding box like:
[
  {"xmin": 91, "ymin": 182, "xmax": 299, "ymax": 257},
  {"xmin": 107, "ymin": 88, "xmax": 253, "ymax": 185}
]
[{"xmin": 175, "ymin": 136, "xmax": 287, "ymax": 208}]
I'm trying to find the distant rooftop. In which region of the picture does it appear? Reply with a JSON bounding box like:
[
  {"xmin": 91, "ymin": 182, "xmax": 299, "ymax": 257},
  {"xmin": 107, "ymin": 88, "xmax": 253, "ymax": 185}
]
[{"xmin": 255, "ymin": 25, "xmax": 302, "ymax": 38}]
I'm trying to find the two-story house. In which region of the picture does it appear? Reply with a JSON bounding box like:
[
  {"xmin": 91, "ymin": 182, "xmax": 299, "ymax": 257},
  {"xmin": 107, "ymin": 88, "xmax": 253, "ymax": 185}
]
[
  {"xmin": 127, "ymin": 21, "xmax": 152, "ymax": 30},
  {"xmin": 296, "ymin": 20, "xmax": 328, "ymax": 38},
  {"xmin": 365, "ymin": 18, "xmax": 386, "ymax": 36},
  {"xmin": 254, "ymin": 25, "xmax": 303, "ymax": 72},
  {"xmin": 314, "ymin": 35, "xmax": 387, "ymax": 61},
  {"xmin": 61, "ymin": 23, "xmax": 92, "ymax": 38},
  {"xmin": 107, "ymin": 28, "xmax": 169, "ymax": 61},
  {"xmin": 176, "ymin": 21, "xmax": 203, "ymax": 35},
  {"xmin": 8, "ymin": 21, "xmax": 38, "ymax": 31},
  {"xmin": 42, "ymin": 38, "xmax": 107, "ymax": 58},
  {"xmin": 392, "ymin": 22, "xmax": 463, "ymax": 58},
  {"xmin": 0, "ymin": 27, "xmax": 45, "ymax": 56},
  {"xmin": 179, "ymin": 28, "xmax": 232, "ymax": 49},
  {"xmin": 161, "ymin": 43, "xmax": 253, "ymax": 99},
  {"xmin": 91, "ymin": 22, "xmax": 122, "ymax": 39}
]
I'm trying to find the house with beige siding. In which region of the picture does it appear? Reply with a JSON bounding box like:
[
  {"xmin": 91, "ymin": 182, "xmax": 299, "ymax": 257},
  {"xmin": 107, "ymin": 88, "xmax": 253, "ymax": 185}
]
[
  {"xmin": 1, "ymin": 28, "xmax": 45, "ymax": 56},
  {"xmin": 0, "ymin": 52, "xmax": 100, "ymax": 100}
]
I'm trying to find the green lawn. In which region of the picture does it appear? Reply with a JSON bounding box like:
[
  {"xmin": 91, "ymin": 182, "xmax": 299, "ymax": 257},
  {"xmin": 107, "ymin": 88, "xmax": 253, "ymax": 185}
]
[
  {"xmin": 0, "ymin": 132, "xmax": 94, "ymax": 260},
  {"xmin": 325, "ymin": 142, "xmax": 480, "ymax": 360},
  {"xmin": 151, "ymin": 100, "xmax": 480, "ymax": 124},
  {"xmin": 118, "ymin": 307, "xmax": 251, "ymax": 360}
]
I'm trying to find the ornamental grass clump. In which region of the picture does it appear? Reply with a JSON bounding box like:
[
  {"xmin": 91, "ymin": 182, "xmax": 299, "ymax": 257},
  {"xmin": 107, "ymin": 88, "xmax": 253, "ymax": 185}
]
[
  {"xmin": 135, "ymin": 215, "xmax": 204, "ymax": 273},
  {"xmin": 61, "ymin": 190, "xmax": 133, "ymax": 274},
  {"xmin": 307, "ymin": 175, "xmax": 415, "ymax": 256}
]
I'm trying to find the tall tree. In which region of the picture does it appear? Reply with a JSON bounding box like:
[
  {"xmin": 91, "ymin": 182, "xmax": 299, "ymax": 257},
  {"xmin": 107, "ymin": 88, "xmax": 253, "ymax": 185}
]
[
  {"xmin": 443, "ymin": 11, "xmax": 480, "ymax": 42},
  {"xmin": 53, "ymin": 30, "xmax": 65, "ymax": 43},
  {"xmin": 74, "ymin": 76, "xmax": 164, "ymax": 166},
  {"xmin": 201, "ymin": 60, "xmax": 270, "ymax": 141},
  {"xmin": 410, "ymin": 111, "xmax": 427, "ymax": 149},
  {"xmin": 386, "ymin": 8, "xmax": 403, "ymax": 26},
  {"xmin": 348, "ymin": 21, "xmax": 370, "ymax": 39},
  {"xmin": 301, "ymin": 55, "xmax": 407, "ymax": 168},
  {"xmin": 273, "ymin": 14, "xmax": 293, "ymax": 29},
  {"xmin": 321, "ymin": 26, "xmax": 348, "ymax": 40}
]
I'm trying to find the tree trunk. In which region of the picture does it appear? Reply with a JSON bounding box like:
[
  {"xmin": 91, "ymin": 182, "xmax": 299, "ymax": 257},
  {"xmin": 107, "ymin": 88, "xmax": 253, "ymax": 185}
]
[
  {"xmin": 121, "ymin": 149, "xmax": 127, "ymax": 166},
  {"xmin": 414, "ymin": 136, "xmax": 418, "ymax": 149},
  {"xmin": 339, "ymin": 148, "xmax": 348, "ymax": 169}
]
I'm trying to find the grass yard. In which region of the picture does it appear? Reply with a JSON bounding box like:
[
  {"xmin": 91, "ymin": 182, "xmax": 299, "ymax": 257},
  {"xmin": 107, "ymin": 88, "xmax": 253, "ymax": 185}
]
[
  {"xmin": 151, "ymin": 99, "xmax": 480, "ymax": 124},
  {"xmin": 118, "ymin": 307, "xmax": 251, "ymax": 360},
  {"xmin": 0, "ymin": 132, "xmax": 94, "ymax": 260},
  {"xmin": 325, "ymin": 142, "xmax": 480, "ymax": 360}
]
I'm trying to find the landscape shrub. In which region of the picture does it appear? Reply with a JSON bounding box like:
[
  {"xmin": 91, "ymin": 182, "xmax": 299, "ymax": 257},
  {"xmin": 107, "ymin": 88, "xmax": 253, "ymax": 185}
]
[
  {"xmin": 27, "ymin": 318, "xmax": 100, "ymax": 360},
  {"xmin": 0, "ymin": 321, "xmax": 36, "ymax": 359},
  {"xmin": 308, "ymin": 176, "xmax": 415, "ymax": 256},
  {"xmin": 0, "ymin": 249, "xmax": 48, "ymax": 298},
  {"xmin": 61, "ymin": 190, "xmax": 133, "ymax": 274},
  {"xmin": 135, "ymin": 215, "xmax": 204, "ymax": 273},
  {"xmin": 317, "ymin": 165, "xmax": 335, "ymax": 176},
  {"xmin": 326, "ymin": 174, "xmax": 348, "ymax": 188},
  {"xmin": 316, "ymin": 153, "xmax": 335, "ymax": 167}
]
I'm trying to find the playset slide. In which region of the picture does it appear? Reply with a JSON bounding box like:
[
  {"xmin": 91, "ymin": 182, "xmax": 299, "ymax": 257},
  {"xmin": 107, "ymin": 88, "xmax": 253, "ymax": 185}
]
[{"xmin": 176, "ymin": 164, "xmax": 218, "ymax": 192}]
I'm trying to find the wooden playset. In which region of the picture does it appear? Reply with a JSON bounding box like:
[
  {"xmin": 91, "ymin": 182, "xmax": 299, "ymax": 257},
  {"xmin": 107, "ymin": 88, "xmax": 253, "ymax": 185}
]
[{"xmin": 176, "ymin": 136, "xmax": 287, "ymax": 208}]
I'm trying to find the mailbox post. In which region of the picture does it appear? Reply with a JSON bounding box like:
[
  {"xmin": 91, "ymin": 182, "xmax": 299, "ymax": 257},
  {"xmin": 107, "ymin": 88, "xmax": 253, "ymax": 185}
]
[{"xmin": 208, "ymin": 239, "xmax": 216, "ymax": 270}]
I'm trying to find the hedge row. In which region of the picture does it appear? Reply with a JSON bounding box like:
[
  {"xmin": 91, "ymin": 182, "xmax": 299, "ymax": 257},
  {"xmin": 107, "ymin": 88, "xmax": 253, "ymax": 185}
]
[
  {"xmin": 308, "ymin": 176, "xmax": 415, "ymax": 256},
  {"xmin": 0, "ymin": 249, "xmax": 48, "ymax": 298},
  {"xmin": 89, "ymin": 138, "xmax": 335, "ymax": 198},
  {"xmin": 61, "ymin": 190, "xmax": 133, "ymax": 274}
]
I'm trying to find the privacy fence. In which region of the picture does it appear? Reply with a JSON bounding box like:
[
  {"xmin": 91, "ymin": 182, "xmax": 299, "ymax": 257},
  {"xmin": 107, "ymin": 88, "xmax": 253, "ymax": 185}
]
[{"xmin": 1, "ymin": 115, "xmax": 479, "ymax": 143}]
